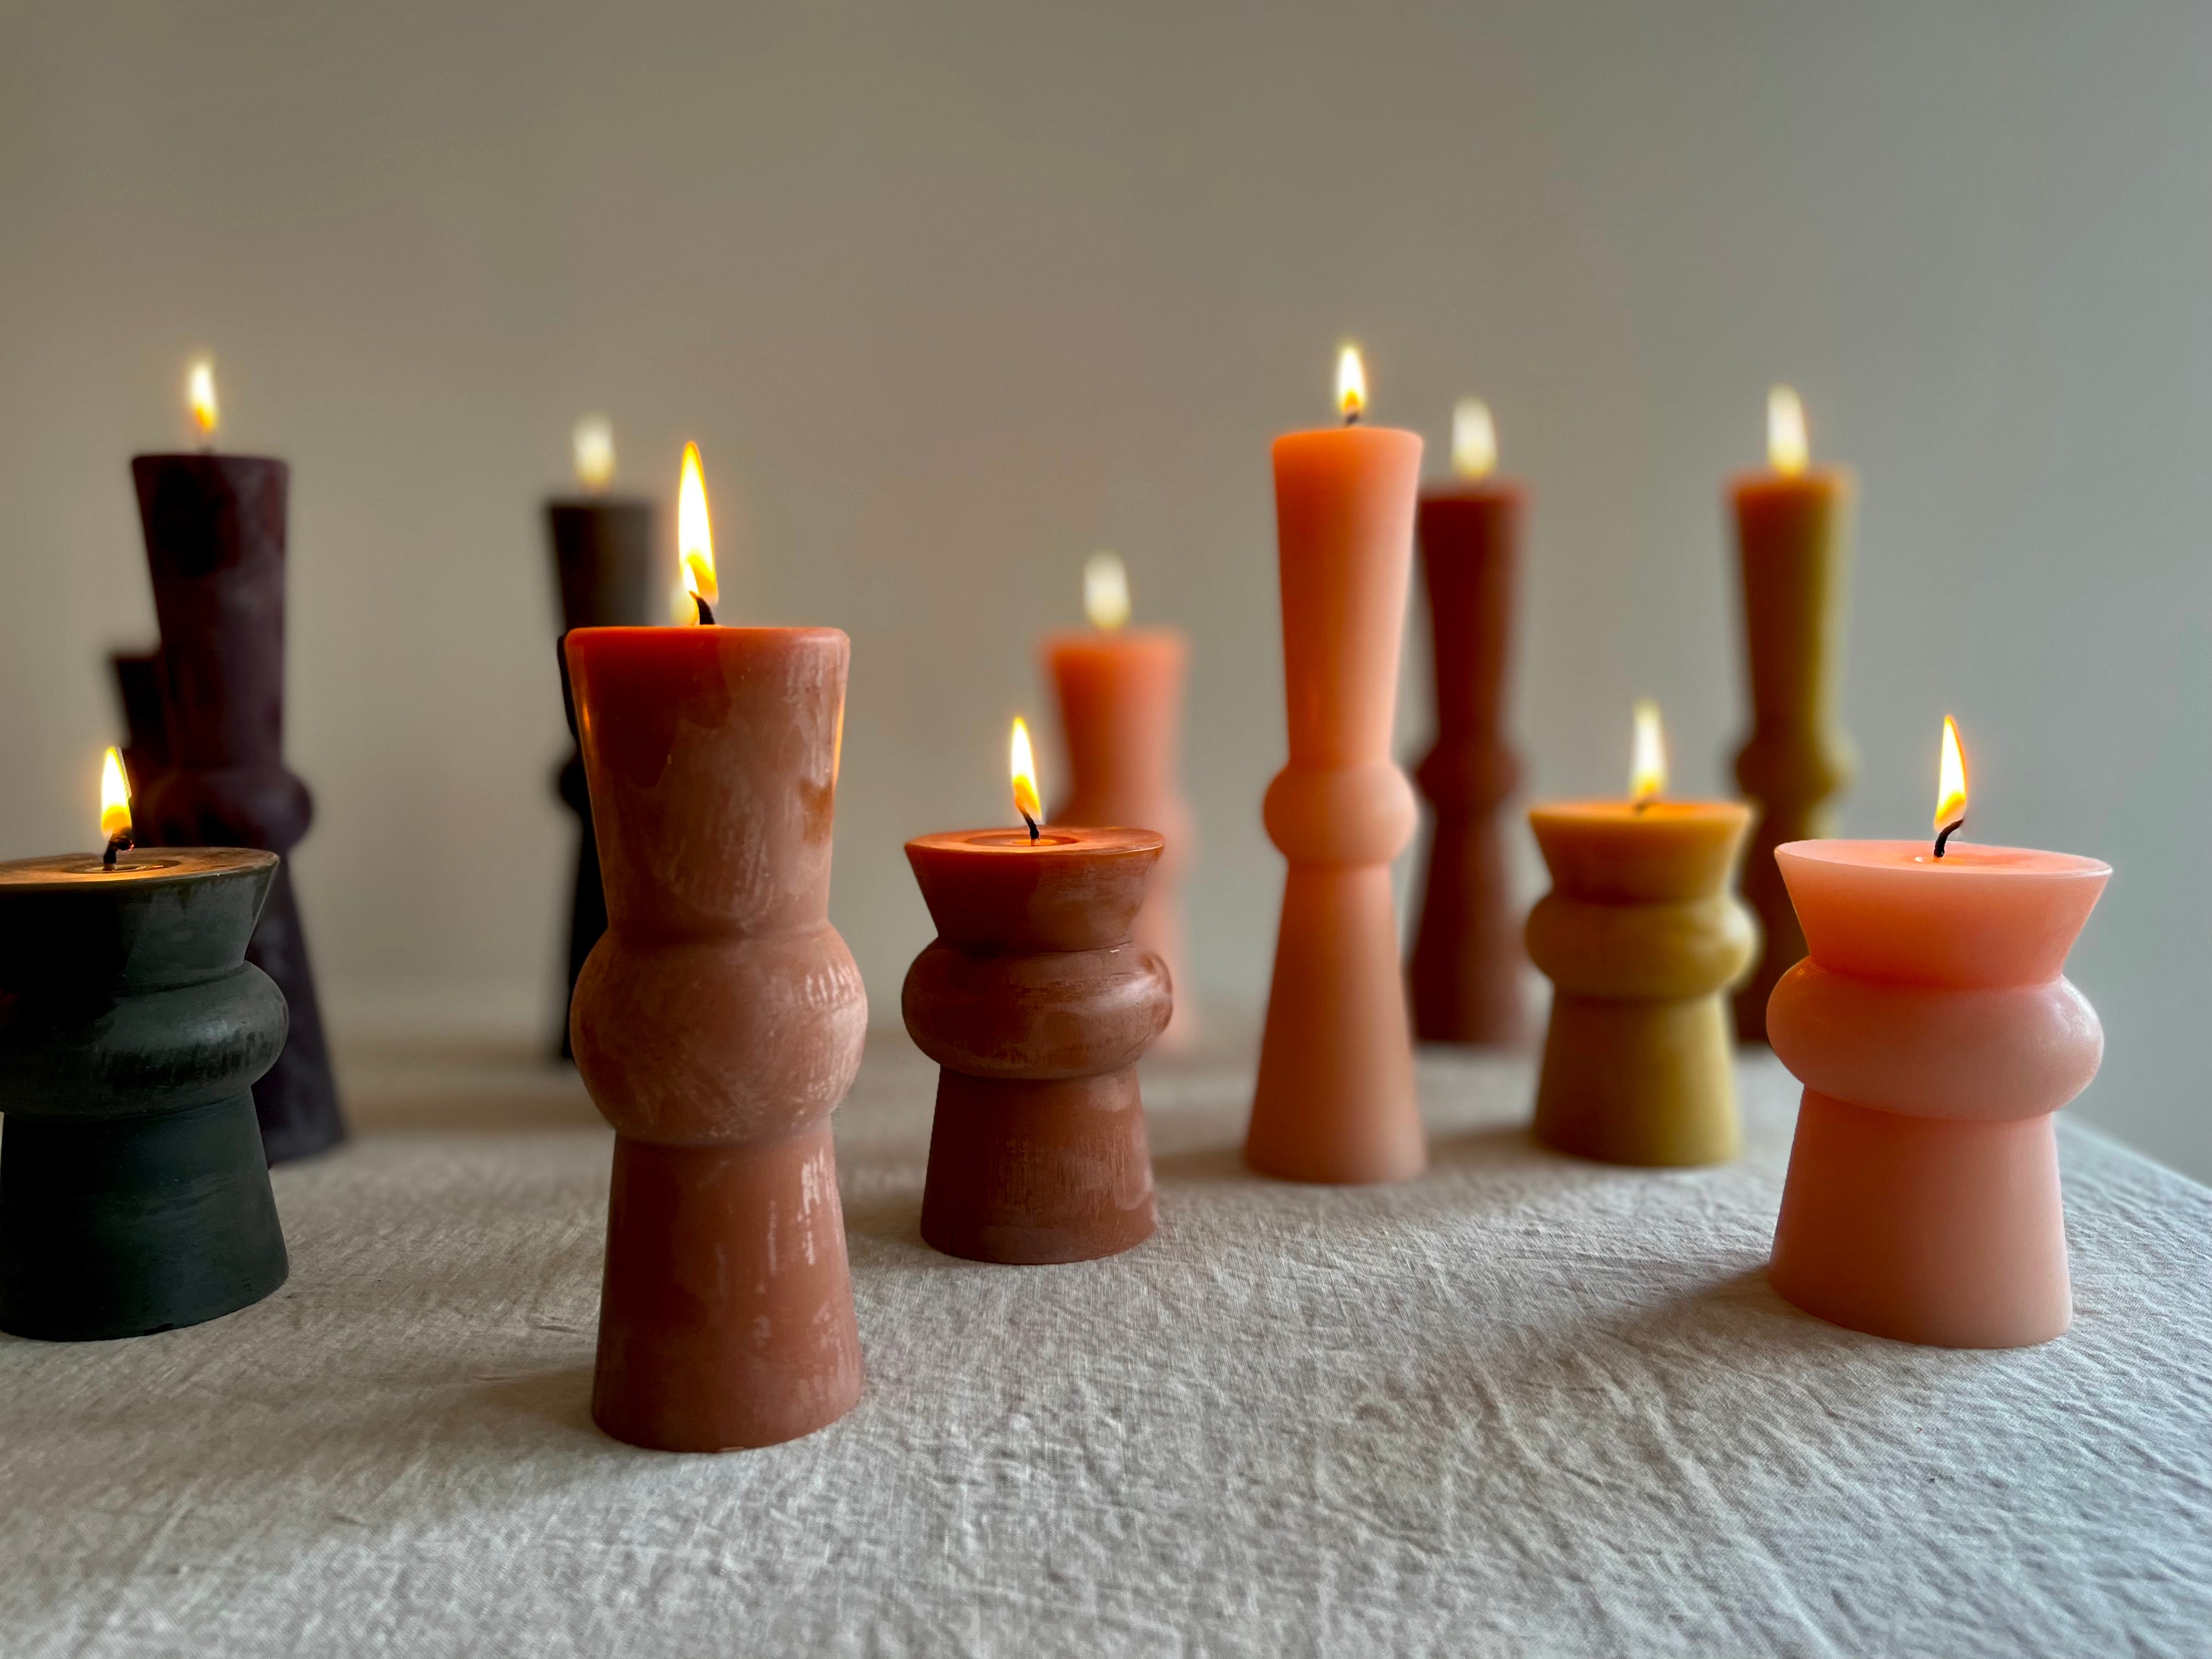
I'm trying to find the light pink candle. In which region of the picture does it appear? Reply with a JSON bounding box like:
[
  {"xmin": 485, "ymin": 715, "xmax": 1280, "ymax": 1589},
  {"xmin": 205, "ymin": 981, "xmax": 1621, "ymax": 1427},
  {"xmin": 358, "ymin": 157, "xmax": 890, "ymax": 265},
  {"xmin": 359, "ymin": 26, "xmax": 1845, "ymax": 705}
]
[{"xmin": 1764, "ymin": 723, "xmax": 2108, "ymax": 1347}]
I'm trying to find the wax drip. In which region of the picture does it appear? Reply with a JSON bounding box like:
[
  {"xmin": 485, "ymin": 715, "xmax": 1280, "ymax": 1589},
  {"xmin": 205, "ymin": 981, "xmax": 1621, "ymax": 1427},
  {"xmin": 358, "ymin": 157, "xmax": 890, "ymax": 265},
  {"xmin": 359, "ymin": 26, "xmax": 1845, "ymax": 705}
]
[
  {"xmin": 694, "ymin": 594, "xmax": 716, "ymax": 627},
  {"xmin": 1933, "ymin": 819, "xmax": 1963, "ymax": 860},
  {"xmin": 102, "ymin": 833, "xmax": 133, "ymax": 869},
  {"xmin": 1021, "ymin": 811, "xmax": 1040, "ymax": 844}
]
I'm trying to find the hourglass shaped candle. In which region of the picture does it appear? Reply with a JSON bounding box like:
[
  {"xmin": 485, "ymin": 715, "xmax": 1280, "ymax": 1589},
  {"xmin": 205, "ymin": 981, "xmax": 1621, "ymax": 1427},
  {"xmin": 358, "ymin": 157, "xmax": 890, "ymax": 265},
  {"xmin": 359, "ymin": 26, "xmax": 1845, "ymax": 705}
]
[{"xmin": 1766, "ymin": 719, "xmax": 2108, "ymax": 1348}]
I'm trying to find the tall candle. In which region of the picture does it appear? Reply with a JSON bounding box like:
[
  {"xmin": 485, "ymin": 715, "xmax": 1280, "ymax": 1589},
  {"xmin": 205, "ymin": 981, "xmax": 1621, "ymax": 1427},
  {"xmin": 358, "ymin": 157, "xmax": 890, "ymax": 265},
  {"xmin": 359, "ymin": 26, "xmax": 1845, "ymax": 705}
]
[
  {"xmin": 1730, "ymin": 386, "xmax": 1856, "ymax": 1042},
  {"xmin": 1409, "ymin": 398, "xmax": 1528, "ymax": 1047},
  {"xmin": 565, "ymin": 449, "xmax": 866, "ymax": 1450},
  {"xmin": 1246, "ymin": 347, "xmax": 1425, "ymax": 1184},
  {"xmin": 1766, "ymin": 720, "xmax": 2108, "ymax": 1347},
  {"xmin": 1526, "ymin": 704, "xmax": 1755, "ymax": 1165},
  {"xmin": 1042, "ymin": 552, "xmax": 1195, "ymax": 1051},
  {"xmin": 130, "ymin": 356, "xmax": 342, "ymax": 1164},
  {"xmin": 546, "ymin": 415, "xmax": 658, "ymax": 1059}
]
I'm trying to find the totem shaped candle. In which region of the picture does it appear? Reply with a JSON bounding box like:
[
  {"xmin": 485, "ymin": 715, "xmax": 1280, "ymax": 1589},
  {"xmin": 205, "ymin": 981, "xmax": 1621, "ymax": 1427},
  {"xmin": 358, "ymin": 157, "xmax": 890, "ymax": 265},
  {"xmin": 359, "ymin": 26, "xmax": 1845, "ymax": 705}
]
[
  {"xmin": 131, "ymin": 358, "xmax": 341, "ymax": 1164},
  {"xmin": 0, "ymin": 754, "xmax": 288, "ymax": 1340},
  {"xmin": 567, "ymin": 451, "xmax": 866, "ymax": 1452},
  {"xmin": 1409, "ymin": 399, "xmax": 1527, "ymax": 1047},
  {"xmin": 1729, "ymin": 386, "xmax": 1855, "ymax": 1042},
  {"xmin": 1247, "ymin": 348, "xmax": 1425, "ymax": 1184},
  {"xmin": 905, "ymin": 720, "xmax": 1171, "ymax": 1262},
  {"xmin": 1527, "ymin": 705, "xmax": 1756, "ymax": 1166},
  {"xmin": 547, "ymin": 416, "xmax": 659, "ymax": 1058},
  {"xmin": 1042, "ymin": 551, "xmax": 1196, "ymax": 1050},
  {"xmin": 1767, "ymin": 720, "xmax": 2108, "ymax": 1348}
]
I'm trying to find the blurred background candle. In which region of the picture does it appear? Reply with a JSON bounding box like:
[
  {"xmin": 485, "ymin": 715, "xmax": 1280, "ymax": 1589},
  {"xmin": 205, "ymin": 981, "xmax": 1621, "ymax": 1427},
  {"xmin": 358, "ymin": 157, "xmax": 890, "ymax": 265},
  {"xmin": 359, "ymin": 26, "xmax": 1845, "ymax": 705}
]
[
  {"xmin": 1526, "ymin": 703, "xmax": 1755, "ymax": 1165},
  {"xmin": 1246, "ymin": 347, "xmax": 1425, "ymax": 1185},
  {"xmin": 546, "ymin": 414, "xmax": 658, "ymax": 1059},
  {"xmin": 1042, "ymin": 551, "xmax": 1195, "ymax": 1050},
  {"xmin": 1729, "ymin": 386, "xmax": 1855, "ymax": 1043},
  {"xmin": 127, "ymin": 357, "xmax": 342, "ymax": 1164},
  {"xmin": 1766, "ymin": 719, "xmax": 2109, "ymax": 1347},
  {"xmin": 1409, "ymin": 398, "xmax": 1527, "ymax": 1047}
]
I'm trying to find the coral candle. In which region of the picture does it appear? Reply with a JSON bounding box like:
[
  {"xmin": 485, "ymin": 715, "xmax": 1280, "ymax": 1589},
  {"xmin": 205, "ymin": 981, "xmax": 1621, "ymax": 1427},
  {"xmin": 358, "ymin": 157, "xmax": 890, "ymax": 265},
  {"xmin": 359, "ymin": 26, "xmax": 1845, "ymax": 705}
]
[
  {"xmin": 1246, "ymin": 347, "xmax": 1425, "ymax": 1184},
  {"xmin": 1730, "ymin": 386, "xmax": 1857, "ymax": 1042},
  {"xmin": 1766, "ymin": 718, "xmax": 2108, "ymax": 1348},
  {"xmin": 1042, "ymin": 551, "xmax": 1195, "ymax": 1049},
  {"xmin": 1526, "ymin": 704, "xmax": 1755, "ymax": 1165}
]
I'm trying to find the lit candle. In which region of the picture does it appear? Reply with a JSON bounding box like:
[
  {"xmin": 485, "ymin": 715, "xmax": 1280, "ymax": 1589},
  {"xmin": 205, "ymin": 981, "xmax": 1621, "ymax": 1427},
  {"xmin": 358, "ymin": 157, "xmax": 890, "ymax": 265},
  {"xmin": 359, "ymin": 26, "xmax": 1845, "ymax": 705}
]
[
  {"xmin": 129, "ymin": 356, "xmax": 342, "ymax": 1164},
  {"xmin": 1409, "ymin": 397, "xmax": 1529, "ymax": 1047},
  {"xmin": 1246, "ymin": 346, "xmax": 1426, "ymax": 1183},
  {"xmin": 1766, "ymin": 719, "xmax": 2109, "ymax": 1347},
  {"xmin": 546, "ymin": 415, "xmax": 657, "ymax": 1059},
  {"xmin": 0, "ymin": 752, "xmax": 289, "ymax": 1340},
  {"xmin": 563, "ymin": 447, "xmax": 867, "ymax": 1449},
  {"xmin": 1525, "ymin": 704, "xmax": 1756, "ymax": 1165},
  {"xmin": 1729, "ymin": 385, "xmax": 1857, "ymax": 1042},
  {"xmin": 902, "ymin": 720, "xmax": 1172, "ymax": 1262},
  {"xmin": 1041, "ymin": 551, "xmax": 1197, "ymax": 1049}
]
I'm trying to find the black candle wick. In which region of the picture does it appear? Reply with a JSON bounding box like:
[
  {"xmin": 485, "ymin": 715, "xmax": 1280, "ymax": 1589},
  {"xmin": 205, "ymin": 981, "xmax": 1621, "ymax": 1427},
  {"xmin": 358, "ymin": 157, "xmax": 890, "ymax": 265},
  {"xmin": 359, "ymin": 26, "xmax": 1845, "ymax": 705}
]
[
  {"xmin": 102, "ymin": 833, "xmax": 133, "ymax": 869},
  {"xmin": 1022, "ymin": 811, "xmax": 1040, "ymax": 844},
  {"xmin": 694, "ymin": 593, "xmax": 716, "ymax": 627},
  {"xmin": 1344, "ymin": 409, "xmax": 1362, "ymax": 427},
  {"xmin": 1933, "ymin": 819, "xmax": 1963, "ymax": 860}
]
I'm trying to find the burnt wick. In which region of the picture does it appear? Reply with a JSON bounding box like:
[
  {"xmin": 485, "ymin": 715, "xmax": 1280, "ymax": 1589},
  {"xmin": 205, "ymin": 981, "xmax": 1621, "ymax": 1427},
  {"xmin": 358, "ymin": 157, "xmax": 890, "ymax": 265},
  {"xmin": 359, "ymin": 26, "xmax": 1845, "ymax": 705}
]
[
  {"xmin": 1022, "ymin": 811, "xmax": 1040, "ymax": 844},
  {"xmin": 102, "ymin": 834, "xmax": 133, "ymax": 869},
  {"xmin": 1933, "ymin": 820, "xmax": 1963, "ymax": 860},
  {"xmin": 694, "ymin": 594, "xmax": 716, "ymax": 627}
]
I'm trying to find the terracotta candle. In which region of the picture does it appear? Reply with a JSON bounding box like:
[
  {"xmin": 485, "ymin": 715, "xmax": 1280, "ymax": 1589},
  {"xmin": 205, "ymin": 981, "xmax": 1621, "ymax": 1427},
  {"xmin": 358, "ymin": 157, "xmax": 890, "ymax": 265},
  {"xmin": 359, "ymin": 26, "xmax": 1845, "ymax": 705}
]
[
  {"xmin": 904, "ymin": 719, "xmax": 1171, "ymax": 1262},
  {"xmin": 0, "ymin": 753, "xmax": 288, "ymax": 1340},
  {"xmin": 1767, "ymin": 719, "xmax": 2108, "ymax": 1348},
  {"xmin": 566, "ymin": 449, "xmax": 867, "ymax": 1451},
  {"xmin": 1409, "ymin": 398, "xmax": 1528, "ymax": 1047},
  {"xmin": 1527, "ymin": 704, "xmax": 1755, "ymax": 1165},
  {"xmin": 1042, "ymin": 551, "xmax": 1195, "ymax": 1051},
  {"xmin": 129, "ymin": 357, "xmax": 342, "ymax": 1165},
  {"xmin": 1245, "ymin": 348, "xmax": 1425, "ymax": 1185},
  {"xmin": 547, "ymin": 416, "xmax": 659, "ymax": 1059},
  {"xmin": 1730, "ymin": 386, "xmax": 1856, "ymax": 1042}
]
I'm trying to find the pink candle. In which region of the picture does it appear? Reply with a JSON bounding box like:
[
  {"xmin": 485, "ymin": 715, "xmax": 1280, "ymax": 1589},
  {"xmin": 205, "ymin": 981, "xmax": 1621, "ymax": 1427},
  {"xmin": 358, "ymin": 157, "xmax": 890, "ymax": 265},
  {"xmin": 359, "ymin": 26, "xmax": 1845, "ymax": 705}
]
[{"xmin": 1765, "ymin": 719, "xmax": 2109, "ymax": 1348}]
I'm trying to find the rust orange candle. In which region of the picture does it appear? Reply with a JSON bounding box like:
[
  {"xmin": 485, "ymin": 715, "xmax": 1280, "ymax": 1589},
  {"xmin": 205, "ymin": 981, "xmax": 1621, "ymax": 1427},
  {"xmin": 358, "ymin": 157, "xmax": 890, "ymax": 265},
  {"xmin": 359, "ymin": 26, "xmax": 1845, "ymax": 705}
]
[
  {"xmin": 566, "ymin": 449, "xmax": 866, "ymax": 1451},
  {"xmin": 1730, "ymin": 386, "xmax": 1856, "ymax": 1041},
  {"xmin": 1767, "ymin": 720, "xmax": 2109, "ymax": 1348},
  {"xmin": 1246, "ymin": 347, "xmax": 1425, "ymax": 1185},
  {"xmin": 903, "ymin": 720, "xmax": 1171, "ymax": 1263},
  {"xmin": 1043, "ymin": 552, "xmax": 1195, "ymax": 1050}
]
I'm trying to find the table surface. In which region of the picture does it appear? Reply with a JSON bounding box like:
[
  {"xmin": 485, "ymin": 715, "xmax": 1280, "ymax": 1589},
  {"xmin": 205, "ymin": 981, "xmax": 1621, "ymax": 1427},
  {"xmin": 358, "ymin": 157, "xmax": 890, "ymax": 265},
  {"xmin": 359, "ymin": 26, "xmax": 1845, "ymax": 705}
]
[{"xmin": 2, "ymin": 1022, "xmax": 2207, "ymax": 1659}]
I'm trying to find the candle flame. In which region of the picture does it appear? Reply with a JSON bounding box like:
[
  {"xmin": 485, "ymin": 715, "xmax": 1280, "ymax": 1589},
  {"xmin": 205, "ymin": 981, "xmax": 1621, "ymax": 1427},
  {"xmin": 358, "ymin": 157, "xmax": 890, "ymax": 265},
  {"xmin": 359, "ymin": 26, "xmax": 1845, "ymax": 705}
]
[
  {"xmin": 1010, "ymin": 716, "xmax": 1043, "ymax": 831},
  {"xmin": 677, "ymin": 441, "xmax": 718, "ymax": 622},
  {"xmin": 1934, "ymin": 716, "xmax": 1968, "ymax": 839},
  {"xmin": 187, "ymin": 357, "xmax": 219, "ymax": 443},
  {"xmin": 1629, "ymin": 699, "xmax": 1667, "ymax": 806},
  {"xmin": 1452, "ymin": 398, "xmax": 1497, "ymax": 480},
  {"xmin": 100, "ymin": 746, "xmax": 132, "ymax": 844},
  {"xmin": 1768, "ymin": 384, "xmax": 1808, "ymax": 476},
  {"xmin": 1084, "ymin": 550, "xmax": 1131, "ymax": 631},
  {"xmin": 573, "ymin": 415, "xmax": 614, "ymax": 493},
  {"xmin": 1337, "ymin": 345, "xmax": 1367, "ymax": 424}
]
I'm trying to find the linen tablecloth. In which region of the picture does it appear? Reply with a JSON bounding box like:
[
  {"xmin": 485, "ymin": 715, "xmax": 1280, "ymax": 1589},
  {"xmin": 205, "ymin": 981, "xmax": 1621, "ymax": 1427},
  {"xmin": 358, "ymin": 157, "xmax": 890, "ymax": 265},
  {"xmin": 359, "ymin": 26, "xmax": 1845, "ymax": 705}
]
[{"xmin": 3, "ymin": 1024, "xmax": 2206, "ymax": 1657}]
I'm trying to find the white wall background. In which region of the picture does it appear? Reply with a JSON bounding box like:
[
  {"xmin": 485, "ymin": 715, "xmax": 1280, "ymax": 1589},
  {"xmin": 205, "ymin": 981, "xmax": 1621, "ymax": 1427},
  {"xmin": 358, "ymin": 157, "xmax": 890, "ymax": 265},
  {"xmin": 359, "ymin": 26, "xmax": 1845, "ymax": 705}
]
[{"xmin": 3, "ymin": 2, "xmax": 2207, "ymax": 1176}]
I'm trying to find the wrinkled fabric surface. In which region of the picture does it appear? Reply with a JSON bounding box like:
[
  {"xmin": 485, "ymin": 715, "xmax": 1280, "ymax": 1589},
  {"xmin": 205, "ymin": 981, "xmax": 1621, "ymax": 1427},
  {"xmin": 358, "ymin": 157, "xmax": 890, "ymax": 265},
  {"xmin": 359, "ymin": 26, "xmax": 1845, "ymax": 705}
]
[{"xmin": 2, "ymin": 1027, "xmax": 2206, "ymax": 1658}]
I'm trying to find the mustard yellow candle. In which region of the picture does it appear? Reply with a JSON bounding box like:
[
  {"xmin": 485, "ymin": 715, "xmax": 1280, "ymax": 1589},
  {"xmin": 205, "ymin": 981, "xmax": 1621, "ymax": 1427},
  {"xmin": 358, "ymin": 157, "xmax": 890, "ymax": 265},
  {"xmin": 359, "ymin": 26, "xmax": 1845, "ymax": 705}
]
[{"xmin": 1526, "ymin": 705, "xmax": 1755, "ymax": 1165}]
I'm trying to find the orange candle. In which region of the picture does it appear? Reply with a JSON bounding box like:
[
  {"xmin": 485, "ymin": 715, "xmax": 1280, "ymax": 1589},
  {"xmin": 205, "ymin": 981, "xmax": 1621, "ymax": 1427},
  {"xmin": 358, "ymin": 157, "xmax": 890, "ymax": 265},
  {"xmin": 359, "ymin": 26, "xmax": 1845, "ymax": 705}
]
[
  {"xmin": 1767, "ymin": 719, "xmax": 2109, "ymax": 1348},
  {"xmin": 1246, "ymin": 347, "xmax": 1425, "ymax": 1184},
  {"xmin": 1042, "ymin": 552, "xmax": 1195, "ymax": 1050}
]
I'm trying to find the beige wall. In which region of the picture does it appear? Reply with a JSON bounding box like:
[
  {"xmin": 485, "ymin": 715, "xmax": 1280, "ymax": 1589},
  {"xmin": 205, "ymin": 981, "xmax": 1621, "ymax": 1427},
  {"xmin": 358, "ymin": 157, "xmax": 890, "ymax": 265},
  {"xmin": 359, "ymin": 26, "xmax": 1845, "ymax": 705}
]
[{"xmin": 4, "ymin": 3, "xmax": 2208, "ymax": 1175}]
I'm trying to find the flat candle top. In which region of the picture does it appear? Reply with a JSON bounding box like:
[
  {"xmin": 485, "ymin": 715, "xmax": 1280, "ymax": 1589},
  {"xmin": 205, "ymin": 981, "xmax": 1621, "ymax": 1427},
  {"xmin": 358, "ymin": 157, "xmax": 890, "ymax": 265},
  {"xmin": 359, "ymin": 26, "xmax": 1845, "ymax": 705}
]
[
  {"xmin": 0, "ymin": 848, "xmax": 276, "ymax": 889},
  {"xmin": 1778, "ymin": 838, "xmax": 2109, "ymax": 881},
  {"xmin": 907, "ymin": 827, "xmax": 1163, "ymax": 857},
  {"xmin": 1531, "ymin": 800, "xmax": 1745, "ymax": 824},
  {"xmin": 1731, "ymin": 465, "xmax": 1853, "ymax": 497}
]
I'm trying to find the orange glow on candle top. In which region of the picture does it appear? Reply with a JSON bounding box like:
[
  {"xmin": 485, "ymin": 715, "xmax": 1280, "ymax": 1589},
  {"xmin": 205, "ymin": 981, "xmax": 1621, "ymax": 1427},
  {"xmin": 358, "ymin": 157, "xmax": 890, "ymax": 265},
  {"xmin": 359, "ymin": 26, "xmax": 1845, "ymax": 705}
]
[
  {"xmin": 676, "ymin": 442, "xmax": 718, "ymax": 623},
  {"xmin": 187, "ymin": 357, "xmax": 219, "ymax": 445},
  {"xmin": 99, "ymin": 747, "xmax": 132, "ymax": 845},
  {"xmin": 1629, "ymin": 700, "xmax": 1667, "ymax": 807},
  {"xmin": 1010, "ymin": 717, "xmax": 1043, "ymax": 836},
  {"xmin": 1934, "ymin": 716, "xmax": 1968, "ymax": 850},
  {"xmin": 1336, "ymin": 345, "xmax": 1367, "ymax": 425},
  {"xmin": 1767, "ymin": 385, "xmax": 1808, "ymax": 477}
]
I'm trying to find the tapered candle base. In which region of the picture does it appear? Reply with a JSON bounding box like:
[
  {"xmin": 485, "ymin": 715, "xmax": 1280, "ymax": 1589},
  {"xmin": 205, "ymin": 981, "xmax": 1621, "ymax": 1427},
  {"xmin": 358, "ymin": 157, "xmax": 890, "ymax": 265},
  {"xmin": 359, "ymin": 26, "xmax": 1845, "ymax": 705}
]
[
  {"xmin": 592, "ymin": 1128, "xmax": 863, "ymax": 1452},
  {"xmin": 1531, "ymin": 995, "xmax": 1740, "ymax": 1167},
  {"xmin": 921, "ymin": 1071, "xmax": 1155, "ymax": 1265},
  {"xmin": 1247, "ymin": 865, "xmax": 1425, "ymax": 1186},
  {"xmin": 1409, "ymin": 812, "xmax": 1526, "ymax": 1047},
  {"xmin": 1770, "ymin": 1091, "xmax": 2069, "ymax": 1348}
]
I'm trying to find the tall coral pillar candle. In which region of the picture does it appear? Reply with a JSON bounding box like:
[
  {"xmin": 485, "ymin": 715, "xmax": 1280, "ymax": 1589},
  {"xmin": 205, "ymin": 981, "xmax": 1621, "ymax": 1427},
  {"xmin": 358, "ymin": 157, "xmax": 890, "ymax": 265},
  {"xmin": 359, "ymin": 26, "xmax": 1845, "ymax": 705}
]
[
  {"xmin": 1767, "ymin": 720, "xmax": 2108, "ymax": 1348},
  {"xmin": 547, "ymin": 416, "xmax": 658, "ymax": 1059},
  {"xmin": 1409, "ymin": 398, "xmax": 1527, "ymax": 1046},
  {"xmin": 1730, "ymin": 386, "xmax": 1855, "ymax": 1042},
  {"xmin": 565, "ymin": 452, "xmax": 865, "ymax": 1451},
  {"xmin": 1246, "ymin": 347, "xmax": 1425, "ymax": 1184},
  {"xmin": 1526, "ymin": 705, "xmax": 1755, "ymax": 1165},
  {"xmin": 1043, "ymin": 552, "xmax": 1195, "ymax": 1051}
]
